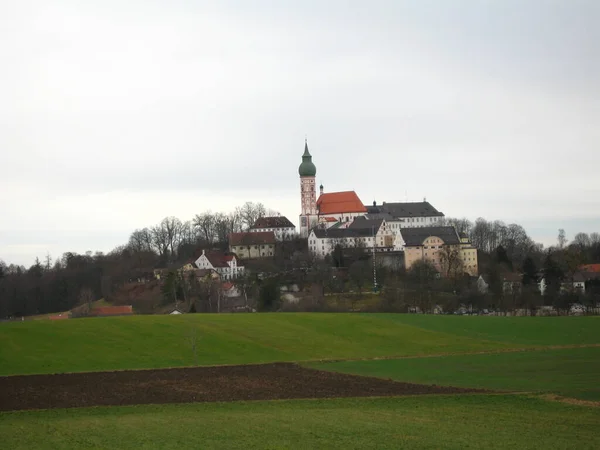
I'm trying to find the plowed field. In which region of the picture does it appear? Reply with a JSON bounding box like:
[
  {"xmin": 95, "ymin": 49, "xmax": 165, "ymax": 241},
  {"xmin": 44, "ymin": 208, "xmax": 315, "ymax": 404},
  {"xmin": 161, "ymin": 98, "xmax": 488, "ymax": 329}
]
[{"xmin": 0, "ymin": 363, "xmax": 486, "ymax": 412}]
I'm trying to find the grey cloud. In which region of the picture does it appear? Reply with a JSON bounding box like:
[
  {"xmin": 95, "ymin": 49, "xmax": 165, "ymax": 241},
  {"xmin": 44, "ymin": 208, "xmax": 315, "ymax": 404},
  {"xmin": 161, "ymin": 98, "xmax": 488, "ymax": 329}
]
[{"xmin": 1, "ymin": 0, "xmax": 599, "ymax": 266}]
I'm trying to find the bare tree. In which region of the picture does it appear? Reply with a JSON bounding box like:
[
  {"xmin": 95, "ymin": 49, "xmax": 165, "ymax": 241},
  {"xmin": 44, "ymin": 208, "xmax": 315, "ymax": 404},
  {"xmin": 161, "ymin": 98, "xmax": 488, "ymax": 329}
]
[
  {"xmin": 193, "ymin": 212, "xmax": 216, "ymax": 244},
  {"xmin": 572, "ymin": 232, "xmax": 591, "ymax": 250},
  {"xmin": 151, "ymin": 223, "xmax": 170, "ymax": 257},
  {"xmin": 239, "ymin": 202, "xmax": 266, "ymax": 230},
  {"xmin": 129, "ymin": 228, "xmax": 154, "ymax": 253},
  {"xmin": 557, "ymin": 229, "xmax": 567, "ymax": 249},
  {"xmin": 438, "ymin": 245, "xmax": 464, "ymax": 279},
  {"xmin": 162, "ymin": 217, "xmax": 184, "ymax": 257}
]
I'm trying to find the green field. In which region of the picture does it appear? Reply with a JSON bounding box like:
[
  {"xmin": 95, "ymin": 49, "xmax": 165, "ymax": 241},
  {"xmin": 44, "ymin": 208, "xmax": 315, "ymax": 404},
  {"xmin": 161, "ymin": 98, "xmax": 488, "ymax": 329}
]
[
  {"xmin": 1, "ymin": 313, "xmax": 599, "ymax": 376},
  {"xmin": 310, "ymin": 346, "xmax": 600, "ymax": 401},
  {"xmin": 2, "ymin": 395, "xmax": 599, "ymax": 449},
  {"xmin": 1, "ymin": 313, "xmax": 600, "ymax": 449}
]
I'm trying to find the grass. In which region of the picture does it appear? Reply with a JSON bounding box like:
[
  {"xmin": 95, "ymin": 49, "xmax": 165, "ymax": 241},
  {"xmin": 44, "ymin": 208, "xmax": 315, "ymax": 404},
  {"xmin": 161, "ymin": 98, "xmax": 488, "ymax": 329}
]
[
  {"xmin": 309, "ymin": 346, "xmax": 600, "ymax": 401},
  {"xmin": 1, "ymin": 395, "xmax": 598, "ymax": 449},
  {"xmin": 2, "ymin": 313, "xmax": 600, "ymax": 448},
  {"xmin": 1, "ymin": 313, "xmax": 599, "ymax": 376}
]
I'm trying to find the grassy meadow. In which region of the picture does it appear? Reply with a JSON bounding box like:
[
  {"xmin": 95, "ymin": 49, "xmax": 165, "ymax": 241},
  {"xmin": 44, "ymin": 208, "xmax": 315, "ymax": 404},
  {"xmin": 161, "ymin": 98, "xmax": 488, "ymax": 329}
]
[
  {"xmin": 1, "ymin": 313, "xmax": 600, "ymax": 449},
  {"xmin": 1, "ymin": 313, "xmax": 599, "ymax": 376},
  {"xmin": 309, "ymin": 346, "xmax": 600, "ymax": 401},
  {"xmin": 1, "ymin": 395, "xmax": 599, "ymax": 449}
]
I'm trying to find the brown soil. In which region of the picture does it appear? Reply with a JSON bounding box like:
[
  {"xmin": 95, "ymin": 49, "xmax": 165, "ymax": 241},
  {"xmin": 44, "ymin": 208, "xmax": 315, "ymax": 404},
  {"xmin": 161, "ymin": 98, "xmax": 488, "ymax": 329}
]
[{"xmin": 0, "ymin": 363, "xmax": 486, "ymax": 412}]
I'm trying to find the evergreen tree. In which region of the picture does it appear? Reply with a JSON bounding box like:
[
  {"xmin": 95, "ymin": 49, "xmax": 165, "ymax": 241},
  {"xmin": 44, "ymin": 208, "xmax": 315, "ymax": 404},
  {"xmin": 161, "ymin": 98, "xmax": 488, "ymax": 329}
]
[
  {"xmin": 521, "ymin": 257, "xmax": 538, "ymax": 285},
  {"xmin": 543, "ymin": 253, "xmax": 563, "ymax": 302}
]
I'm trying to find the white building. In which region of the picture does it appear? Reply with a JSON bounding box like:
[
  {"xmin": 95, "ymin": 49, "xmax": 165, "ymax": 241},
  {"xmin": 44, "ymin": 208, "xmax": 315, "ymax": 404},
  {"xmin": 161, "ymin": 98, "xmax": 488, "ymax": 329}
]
[
  {"xmin": 365, "ymin": 200, "xmax": 445, "ymax": 250},
  {"xmin": 308, "ymin": 218, "xmax": 394, "ymax": 258},
  {"xmin": 250, "ymin": 216, "xmax": 296, "ymax": 240},
  {"xmin": 194, "ymin": 250, "xmax": 245, "ymax": 280}
]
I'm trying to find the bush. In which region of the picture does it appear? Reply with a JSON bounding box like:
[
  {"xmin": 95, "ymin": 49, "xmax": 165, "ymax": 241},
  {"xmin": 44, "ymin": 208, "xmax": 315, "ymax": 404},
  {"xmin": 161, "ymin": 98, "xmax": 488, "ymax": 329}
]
[{"xmin": 258, "ymin": 278, "xmax": 280, "ymax": 312}]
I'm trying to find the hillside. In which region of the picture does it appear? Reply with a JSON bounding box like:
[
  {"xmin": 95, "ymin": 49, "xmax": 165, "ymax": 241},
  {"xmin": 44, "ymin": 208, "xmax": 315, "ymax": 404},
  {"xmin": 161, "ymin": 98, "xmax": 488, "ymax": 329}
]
[{"xmin": 1, "ymin": 313, "xmax": 599, "ymax": 376}]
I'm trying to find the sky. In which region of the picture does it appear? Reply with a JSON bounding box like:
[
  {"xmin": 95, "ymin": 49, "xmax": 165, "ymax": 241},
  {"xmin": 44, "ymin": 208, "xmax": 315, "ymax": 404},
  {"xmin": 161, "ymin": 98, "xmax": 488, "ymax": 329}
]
[{"xmin": 1, "ymin": 0, "xmax": 599, "ymax": 267}]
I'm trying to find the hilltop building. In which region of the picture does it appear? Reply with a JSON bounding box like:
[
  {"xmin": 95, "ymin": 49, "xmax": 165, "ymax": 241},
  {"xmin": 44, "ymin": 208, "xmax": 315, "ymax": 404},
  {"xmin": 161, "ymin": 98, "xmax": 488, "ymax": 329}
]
[
  {"xmin": 298, "ymin": 140, "xmax": 367, "ymax": 236},
  {"xmin": 228, "ymin": 231, "xmax": 276, "ymax": 259},
  {"xmin": 296, "ymin": 141, "xmax": 474, "ymax": 276},
  {"xmin": 250, "ymin": 216, "xmax": 295, "ymax": 240},
  {"xmin": 402, "ymin": 227, "xmax": 478, "ymax": 276},
  {"xmin": 308, "ymin": 217, "xmax": 394, "ymax": 258},
  {"xmin": 194, "ymin": 250, "xmax": 244, "ymax": 280},
  {"xmin": 298, "ymin": 140, "xmax": 319, "ymax": 237}
]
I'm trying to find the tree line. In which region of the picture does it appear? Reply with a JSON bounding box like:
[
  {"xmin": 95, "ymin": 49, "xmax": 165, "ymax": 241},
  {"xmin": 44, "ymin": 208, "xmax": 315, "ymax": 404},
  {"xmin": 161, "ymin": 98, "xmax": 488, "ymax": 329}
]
[
  {"xmin": 1, "ymin": 206, "xmax": 599, "ymax": 318},
  {"xmin": 0, "ymin": 202, "xmax": 275, "ymax": 318}
]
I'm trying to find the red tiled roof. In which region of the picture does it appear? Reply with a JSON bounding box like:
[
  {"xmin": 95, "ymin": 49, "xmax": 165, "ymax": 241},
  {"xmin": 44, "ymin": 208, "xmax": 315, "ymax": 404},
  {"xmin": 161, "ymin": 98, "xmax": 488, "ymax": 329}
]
[
  {"xmin": 204, "ymin": 252, "xmax": 230, "ymax": 268},
  {"xmin": 579, "ymin": 264, "xmax": 600, "ymax": 273},
  {"xmin": 317, "ymin": 191, "xmax": 367, "ymax": 215},
  {"xmin": 92, "ymin": 306, "xmax": 133, "ymax": 316},
  {"xmin": 229, "ymin": 231, "xmax": 276, "ymax": 246},
  {"xmin": 222, "ymin": 282, "xmax": 234, "ymax": 290},
  {"xmin": 323, "ymin": 217, "xmax": 338, "ymax": 222}
]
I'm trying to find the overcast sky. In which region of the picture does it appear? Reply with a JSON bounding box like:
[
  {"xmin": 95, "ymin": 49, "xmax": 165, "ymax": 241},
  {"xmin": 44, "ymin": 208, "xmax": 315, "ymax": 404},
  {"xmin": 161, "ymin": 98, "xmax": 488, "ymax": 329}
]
[{"xmin": 1, "ymin": 0, "xmax": 599, "ymax": 266}]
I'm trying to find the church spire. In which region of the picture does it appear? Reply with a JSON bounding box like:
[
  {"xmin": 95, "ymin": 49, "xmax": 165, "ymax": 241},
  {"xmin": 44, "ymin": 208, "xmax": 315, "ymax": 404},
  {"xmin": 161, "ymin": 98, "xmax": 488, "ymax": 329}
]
[{"xmin": 299, "ymin": 138, "xmax": 316, "ymax": 176}]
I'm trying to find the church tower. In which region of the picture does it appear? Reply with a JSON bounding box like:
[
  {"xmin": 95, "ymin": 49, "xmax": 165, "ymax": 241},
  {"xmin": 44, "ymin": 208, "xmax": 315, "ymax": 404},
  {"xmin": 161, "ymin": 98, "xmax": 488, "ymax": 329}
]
[{"xmin": 298, "ymin": 139, "xmax": 317, "ymax": 237}]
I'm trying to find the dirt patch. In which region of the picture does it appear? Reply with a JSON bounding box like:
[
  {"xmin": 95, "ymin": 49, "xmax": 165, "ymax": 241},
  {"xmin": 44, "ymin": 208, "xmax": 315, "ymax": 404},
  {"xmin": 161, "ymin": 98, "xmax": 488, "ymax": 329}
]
[
  {"xmin": 0, "ymin": 363, "xmax": 486, "ymax": 412},
  {"xmin": 539, "ymin": 394, "xmax": 600, "ymax": 408}
]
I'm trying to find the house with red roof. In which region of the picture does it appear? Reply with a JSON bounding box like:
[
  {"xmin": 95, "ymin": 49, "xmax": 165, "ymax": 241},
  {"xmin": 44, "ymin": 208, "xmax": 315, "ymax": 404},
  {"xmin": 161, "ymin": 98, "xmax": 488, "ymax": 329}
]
[{"xmin": 194, "ymin": 250, "xmax": 244, "ymax": 280}]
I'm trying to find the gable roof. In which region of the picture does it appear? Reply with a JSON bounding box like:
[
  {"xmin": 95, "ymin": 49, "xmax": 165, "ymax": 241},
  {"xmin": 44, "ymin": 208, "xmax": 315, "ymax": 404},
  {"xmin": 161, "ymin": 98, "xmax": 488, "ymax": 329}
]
[
  {"xmin": 202, "ymin": 251, "xmax": 232, "ymax": 268},
  {"xmin": 347, "ymin": 217, "xmax": 385, "ymax": 232},
  {"xmin": 317, "ymin": 191, "xmax": 367, "ymax": 215},
  {"xmin": 400, "ymin": 226, "xmax": 460, "ymax": 246},
  {"xmin": 367, "ymin": 201, "xmax": 444, "ymax": 218},
  {"xmin": 579, "ymin": 264, "xmax": 600, "ymax": 273},
  {"xmin": 251, "ymin": 216, "xmax": 295, "ymax": 229},
  {"xmin": 229, "ymin": 231, "xmax": 276, "ymax": 246}
]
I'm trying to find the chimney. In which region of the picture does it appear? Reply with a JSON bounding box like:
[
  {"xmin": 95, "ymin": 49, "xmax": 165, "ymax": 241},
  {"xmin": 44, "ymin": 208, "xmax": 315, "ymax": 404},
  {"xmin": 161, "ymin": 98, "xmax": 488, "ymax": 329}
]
[{"xmin": 319, "ymin": 184, "xmax": 324, "ymax": 195}]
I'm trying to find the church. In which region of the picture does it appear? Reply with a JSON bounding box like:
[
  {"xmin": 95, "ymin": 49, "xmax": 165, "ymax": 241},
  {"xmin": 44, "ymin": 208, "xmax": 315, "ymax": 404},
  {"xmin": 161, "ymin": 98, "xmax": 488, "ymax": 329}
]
[
  {"xmin": 298, "ymin": 140, "xmax": 367, "ymax": 237},
  {"xmin": 297, "ymin": 140, "xmax": 478, "ymax": 276}
]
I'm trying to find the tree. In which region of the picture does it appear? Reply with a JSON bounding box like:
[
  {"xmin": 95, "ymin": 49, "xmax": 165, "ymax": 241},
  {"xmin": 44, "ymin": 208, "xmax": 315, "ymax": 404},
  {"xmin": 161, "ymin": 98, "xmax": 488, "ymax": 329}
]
[
  {"xmin": 257, "ymin": 277, "xmax": 280, "ymax": 311},
  {"xmin": 494, "ymin": 245, "xmax": 513, "ymax": 271},
  {"xmin": 521, "ymin": 256, "xmax": 538, "ymax": 286},
  {"xmin": 240, "ymin": 202, "xmax": 266, "ymax": 230},
  {"xmin": 557, "ymin": 229, "xmax": 567, "ymax": 249},
  {"xmin": 193, "ymin": 212, "xmax": 216, "ymax": 244},
  {"xmin": 439, "ymin": 245, "xmax": 464, "ymax": 279},
  {"xmin": 543, "ymin": 253, "xmax": 564, "ymax": 303},
  {"xmin": 572, "ymin": 232, "xmax": 591, "ymax": 250},
  {"xmin": 349, "ymin": 260, "xmax": 371, "ymax": 295},
  {"xmin": 161, "ymin": 271, "xmax": 178, "ymax": 305}
]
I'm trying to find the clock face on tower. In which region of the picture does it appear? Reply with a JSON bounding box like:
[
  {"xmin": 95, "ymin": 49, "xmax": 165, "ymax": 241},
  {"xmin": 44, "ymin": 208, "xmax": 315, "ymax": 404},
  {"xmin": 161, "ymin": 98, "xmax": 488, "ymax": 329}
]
[{"xmin": 301, "ymin": 217, "xmax": 307, "ymax": 226}]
